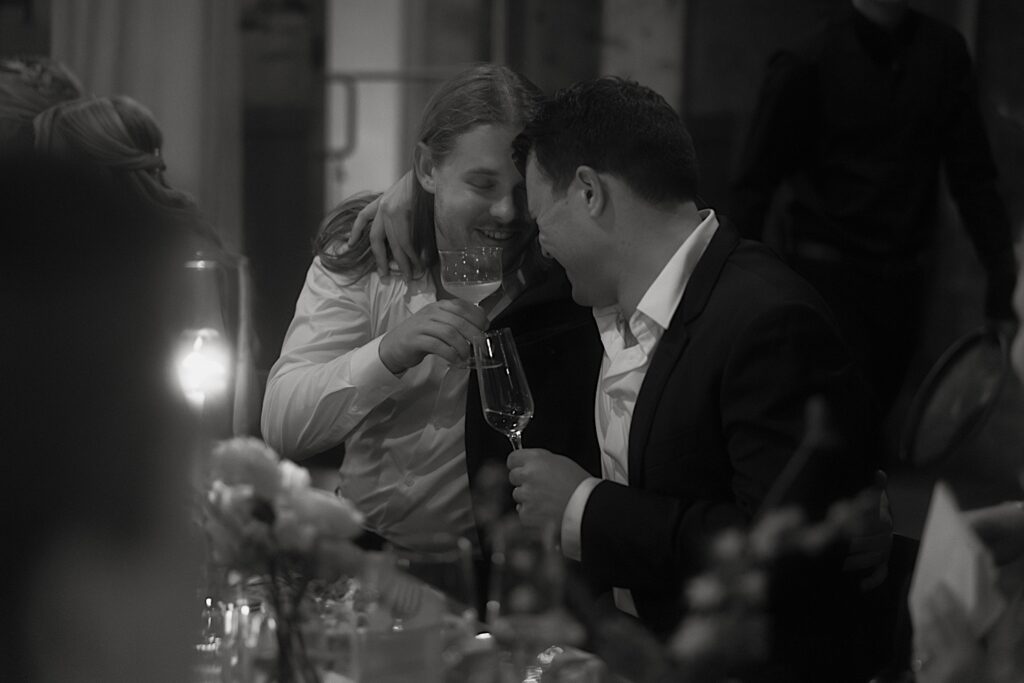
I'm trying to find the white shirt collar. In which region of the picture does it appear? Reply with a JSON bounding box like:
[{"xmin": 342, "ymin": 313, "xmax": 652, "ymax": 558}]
[{"xmin": 593, "ymin": 208, "xmax": 719, "ymax": 337}]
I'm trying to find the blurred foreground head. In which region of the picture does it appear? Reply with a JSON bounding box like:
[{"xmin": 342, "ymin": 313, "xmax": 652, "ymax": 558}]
[
  {"xmin": 0, "ymin": 154, "xmax": 197, "ymax": 682},
  {"xmin": 34, "ymin": 95, "xmax": 222, "ymax": 250},
  {"xmin": 0, "ymin": 55, "xmax": 82, "ymax": 153}
]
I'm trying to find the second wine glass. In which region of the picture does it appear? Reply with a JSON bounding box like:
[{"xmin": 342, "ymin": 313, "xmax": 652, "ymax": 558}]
[{"xmin": 473, "ymin": 328, "xmax": 533, "ymax": 450}]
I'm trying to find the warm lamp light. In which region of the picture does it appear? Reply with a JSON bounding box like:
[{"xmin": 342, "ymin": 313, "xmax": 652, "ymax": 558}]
[{"xmin": 176, "ymin": 327, "xmax": 231, "ymax": 408}]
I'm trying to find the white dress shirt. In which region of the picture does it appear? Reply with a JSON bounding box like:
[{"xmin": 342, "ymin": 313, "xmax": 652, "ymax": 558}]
[
  {"xmin": 262, "ymin": 256, "xmax": 517, "ymax": 552},
  {"xmin": 560, "ymin": 209, "xmax": 719, "ymax": 614}
]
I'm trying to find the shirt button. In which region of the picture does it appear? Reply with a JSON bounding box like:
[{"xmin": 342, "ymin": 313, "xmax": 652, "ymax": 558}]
[{"xmin": 404, "ymin": 474, "xmax": 415, "ymax": 487}]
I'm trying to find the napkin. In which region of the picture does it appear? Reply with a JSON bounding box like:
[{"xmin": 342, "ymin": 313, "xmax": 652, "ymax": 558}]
[{"xmin": 908, "ymin": 482, "xmax": 1006, "ymax": 637}]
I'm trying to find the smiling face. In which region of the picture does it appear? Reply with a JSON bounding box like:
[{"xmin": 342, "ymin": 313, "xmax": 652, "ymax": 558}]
[
  {"xmin": 417, "ymin": 123, "xmax": 535, "ymax": 272},
  {"xmin": 525, "ymin": 154, "xmax": 618, "ymax": 308}
]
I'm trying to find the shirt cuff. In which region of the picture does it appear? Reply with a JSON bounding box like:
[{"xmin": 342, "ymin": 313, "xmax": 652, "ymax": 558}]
[
  {"xmin": 348, "ymin": 335, "xmax": 404, "ymax": 397},
  {"xmin": 560, "ymin": 477, "xmax": 602, "ymax": 562}
]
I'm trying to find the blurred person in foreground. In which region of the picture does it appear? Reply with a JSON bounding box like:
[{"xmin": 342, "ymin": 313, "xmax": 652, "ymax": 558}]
[
  {"xmin": 34, "ymin": 95, "xmax": 258, "ymax": 436},
  {"xmin": 508, "ymin": 76, "xmax": 880, "ymax": 681},
  {"xmin": 34, "ymin": 95, "xmax": 225, "ymax": 256},
  {"xmin": 910, "ymin": 267, "xmax": 1024, "ymax": 683},
  {"xmin": 261, "ymin": 65, "xmax": 604, "ymax": 553},
  {"xmin": 0, "ymin": 54, "xmax": 81, "ymax": 153},
  {"xmin": 0, "ymin": 153, "xmax": 197, "ymax": 682},
  {"xmin": 731, "ymin": 0, "xmax": 1017, "ymax": 417}
]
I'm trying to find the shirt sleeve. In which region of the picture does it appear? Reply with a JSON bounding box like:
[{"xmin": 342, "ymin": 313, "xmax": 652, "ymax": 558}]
[
  {"xmin": 261, "ymin": 258, "xmax": 405, "ymax": 459},
  {"xmin": 560, "ymin": 476, "xmax": 602, "ymax": 561}
]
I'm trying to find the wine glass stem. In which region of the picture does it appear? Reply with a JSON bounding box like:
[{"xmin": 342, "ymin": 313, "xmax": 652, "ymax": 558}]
[{"xmin": 508, "ymin": 433, "xmax": 523, "ymax": 450}]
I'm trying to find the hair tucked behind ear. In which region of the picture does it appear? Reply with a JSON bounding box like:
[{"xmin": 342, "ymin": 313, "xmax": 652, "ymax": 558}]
[{"xmin": 33, "ymin": 95, "xmax": 222, "ymax": 249}]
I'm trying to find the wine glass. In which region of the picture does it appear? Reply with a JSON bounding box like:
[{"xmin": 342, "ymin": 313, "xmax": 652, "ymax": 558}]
[
  {"xmin": 487, "ymin": 517, "xmax": 575, "ymax": 681},
  {"xmin": 388, "ymin": 534, "xmax": 479, "ymax": 626},
  {"xmin": 438, "ymin": 247, "xmax": 503, "ymax": 305},
  {"xmin": 473, "ymin": 328, "xmax": 534, "ymax": 450},
  {"xmin": 438, "ymin": 247, "xmax": 502, "ymax": 370}
]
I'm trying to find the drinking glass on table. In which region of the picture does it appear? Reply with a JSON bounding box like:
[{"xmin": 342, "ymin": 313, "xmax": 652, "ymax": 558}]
[
  {"xmin": 473, "ymin": 328, "xmax": 534, "ymax": 450},
  {"xmin": 389, "ymin": 534, "xmax": 478, "ymax": 626},
  {"xmin": 487, "ymin": 517, "xmax": 577, "ymax": 681}
]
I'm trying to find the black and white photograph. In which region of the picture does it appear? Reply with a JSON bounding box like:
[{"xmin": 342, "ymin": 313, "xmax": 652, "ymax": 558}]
[{"xmin": 2, "ymin": 1, "xmax": 1023, "ymax": 681}]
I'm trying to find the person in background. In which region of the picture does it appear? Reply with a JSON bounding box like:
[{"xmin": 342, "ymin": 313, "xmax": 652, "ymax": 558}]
[
  {"xmin": 731, "ymin": 0, "xmax": 1017, "ymax": 416},
  {"xmin": 0, "ymin": 152, "xmax": 197, "ymax": 683},
  {"xmin": 0, "ymin": 54, "xmax": 81, "ymax": 153},
  {"xmin": 260, "ymin": 65, "xmax": 603, "ymax": 554},
  {"xmin": 511, "ymin": 76, "xmax": 879, "ymax": 681}
]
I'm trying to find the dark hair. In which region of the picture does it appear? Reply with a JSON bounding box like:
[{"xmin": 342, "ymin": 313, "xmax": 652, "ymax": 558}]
[
  {"xmin": 317, "ymin": 64, "xmax": 544, "ymax": 278},
  {"xmin": 521, "ymin": 77, "xmax": 699, "ymax": 205},
  {"xmin": 33, "ymin": 95, "xmax": 222, "ymax": 250}
]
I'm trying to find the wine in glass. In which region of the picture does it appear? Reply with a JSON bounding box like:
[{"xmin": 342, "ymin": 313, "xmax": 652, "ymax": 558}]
[
  {"xmin": 473, "ymin": 328, "xmax": 533, "ymax": 450},
  {"xmin": 438, "ymin": 247, "xmax": 503, "ymax": 305}
]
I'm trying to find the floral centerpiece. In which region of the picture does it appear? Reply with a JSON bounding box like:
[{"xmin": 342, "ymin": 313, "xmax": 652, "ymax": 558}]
[
  {"xmin": 201, "ymin": 437, "xmax": 365, "ymax": 682},
  {"xmin": 669, "ymin": 488, "xmax": 883, "ymax": 683}
]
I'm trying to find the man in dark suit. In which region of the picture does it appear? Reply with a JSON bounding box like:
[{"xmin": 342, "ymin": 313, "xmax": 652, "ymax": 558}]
[{"xmin": 508, "ymin": 77, "xmax": 880, "ymax": 678}]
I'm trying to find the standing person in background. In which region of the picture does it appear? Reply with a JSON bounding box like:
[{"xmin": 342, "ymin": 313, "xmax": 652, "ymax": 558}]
[
  {"xmin": 731, "ymin": 0, "xmax": 1017, "ymax": 415},
  {"xmin": 0, "ymin": 55, "xmax": 81, "ymax": 153}
]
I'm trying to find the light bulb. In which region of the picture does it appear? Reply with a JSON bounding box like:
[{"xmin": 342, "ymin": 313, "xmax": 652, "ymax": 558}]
[{"xmin": 175, "ymin": 328, "xmax": 231, "ymax": 408}]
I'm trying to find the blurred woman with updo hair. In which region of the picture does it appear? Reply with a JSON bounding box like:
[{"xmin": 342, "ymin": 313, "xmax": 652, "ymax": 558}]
[
  {"xmin": 33, "ymin": 95, "xmax": 224, "ymax": 255},
  {"xmin": 34, "ymin": 94, "xmax": 258, "ymax": 437}
]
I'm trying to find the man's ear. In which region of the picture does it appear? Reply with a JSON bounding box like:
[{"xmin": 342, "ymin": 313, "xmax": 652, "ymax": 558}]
[
  {"xmin": 575, "ymin": 165, "xmax": 605, "ymax": 217},
  {"xmin": 413, "ymin": 142, "xmax": 437, "ymax": 194}
]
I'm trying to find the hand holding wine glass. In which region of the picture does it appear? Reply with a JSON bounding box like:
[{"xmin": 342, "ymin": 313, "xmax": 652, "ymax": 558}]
[
  {"xmin": 378, "ymin": 300, "xmax": 488, "ymax": 374},
  {"xmin": 473, "ymin": 328, "xmax": 533, "ymax": 449}
]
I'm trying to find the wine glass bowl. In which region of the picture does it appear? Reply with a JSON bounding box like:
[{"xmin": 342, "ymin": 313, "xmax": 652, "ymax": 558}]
[
  {"xmin": 473, "ymin": 328, "xmax": 534, "ymax": 450},
  {"xmin": 438, "ymin": 247, "xmax": 503, "ymax": 305}
]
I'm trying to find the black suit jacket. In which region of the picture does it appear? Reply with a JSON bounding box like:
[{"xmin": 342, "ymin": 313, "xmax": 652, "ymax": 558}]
[{"xmin": 577, "ymin": 220, "xmax": 878, "ymax": 638}]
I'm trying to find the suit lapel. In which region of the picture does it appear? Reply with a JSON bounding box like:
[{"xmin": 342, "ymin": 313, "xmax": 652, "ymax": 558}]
[{"xmin": 627, "ymin": 220, "xmax": 741, "ymax": 486}]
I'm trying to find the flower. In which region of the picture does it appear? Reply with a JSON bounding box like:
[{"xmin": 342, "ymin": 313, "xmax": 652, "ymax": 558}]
[
  {"xmin": 670, "ymin": 502, "xmax": 862, "ymax": 677},
  {"xmin": 198, "ymin": 438, "xmax": 368, "ymax": 683},
  {"xmin": 274, "ymin": 488, "xmax": 364, "ymax": 553},
  {"xmin": 210, "ymin": 437, "xmax": 284, "ymax": 500},
  {"xmin": 201, "ymin": 437, "xmax": 364, "ymax": 577}
]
